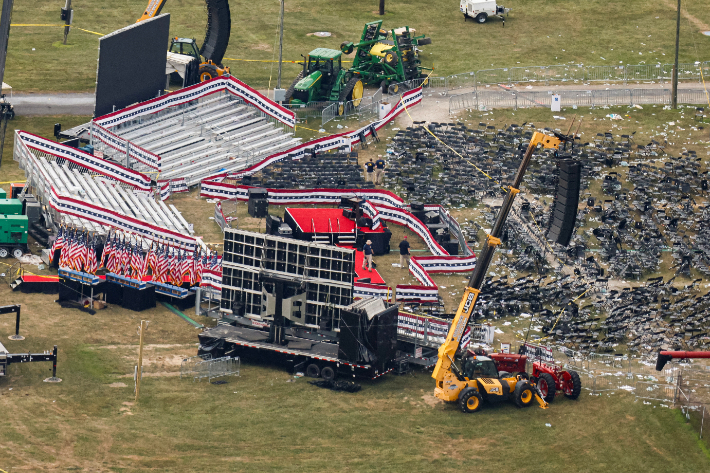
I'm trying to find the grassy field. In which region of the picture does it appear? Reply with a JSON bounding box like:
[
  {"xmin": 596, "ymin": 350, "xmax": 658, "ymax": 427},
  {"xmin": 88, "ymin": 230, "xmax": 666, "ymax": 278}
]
[
  {"xmin": 2, "ymin": 285, "xmax": 710, "ymax": 472},
  {"xmin": 6, "ymin": 0, "xmax": 710, "ymax": 93},
  {"xmin": 3, "ymin": 108, "xmax": 710, "ymax": 469}
]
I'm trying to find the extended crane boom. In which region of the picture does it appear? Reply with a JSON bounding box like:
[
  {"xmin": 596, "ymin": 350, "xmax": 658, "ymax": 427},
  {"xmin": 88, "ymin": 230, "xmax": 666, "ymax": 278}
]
[
  {"xmin": 137, "ymin": 0, "xmax": 168, "ymax": 23},
  {"xmin": 656, "ymin": 350, "xmax": 710, "ymax": 371},
  {"xmin": 432, "ymin": 131, "xmax": 567, "ymax": 403}
]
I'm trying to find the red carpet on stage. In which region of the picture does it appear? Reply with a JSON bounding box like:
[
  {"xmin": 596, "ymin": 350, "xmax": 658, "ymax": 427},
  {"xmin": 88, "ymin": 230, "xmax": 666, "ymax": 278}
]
[
  {"xmin": 354, "ymin": 250, "xmax": 385, "ymax": 284},
  {"xmin": 22, "ymin": 275, "xmax": 59, "ymax": 283},
  {"xmin": 286, "ymin": 208, "xmax": 385, "ymax": 234}
]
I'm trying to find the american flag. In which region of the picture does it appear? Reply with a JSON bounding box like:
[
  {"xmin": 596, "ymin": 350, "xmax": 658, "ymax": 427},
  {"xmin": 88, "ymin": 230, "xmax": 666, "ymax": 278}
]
[
  {"xmin": 67, "ymin": 230, "xmax": 82, "ymax": 271},
  {"xmin": 156, "ymin": 244, "xmax": 169, "ymax": 283},
  {"xmin": 180, "ymin": 247, "xmax": 191, "ymax": 282},
  {"xmin": 170, "ymin": 247, "xmax": 181, "ymax": 286},
  {"xmin": 76, "ymin": 232, "xmax": 88, "ymax": 272},
  {"xmin": 85, "ymin": 235, "xmax": 98, "ymax": 274},
  {"xmin": 190, "ymin": 247, "xmax": 200, "ymax": 285},
  {"xmin": 106, "ymin": 234, "xmax": 118, "ymax": 273},
  {"xmin": 49, "ymin": 226, "xmax": 65, "ymax": 264},
  {"xmin": 210, "ymin": 252, "xmax": 222, "ymax": 270},
  {"xmin": 140, "ymin": 242, "xmax": 153, "ymax": 279},
  {"xmin": 130, "ymin": 239, "xmax": 143, "ymax": 279},
  {"xmin": 99, "ymin": 229, "xmax": 112, "ymax": 269},
  {"xmin": 119, "ymin": 236, "xmax": 131, "ymax": 277},
  {"xmin": 58, "ymin": 228, "xmax": 73, "ymax": 268}
]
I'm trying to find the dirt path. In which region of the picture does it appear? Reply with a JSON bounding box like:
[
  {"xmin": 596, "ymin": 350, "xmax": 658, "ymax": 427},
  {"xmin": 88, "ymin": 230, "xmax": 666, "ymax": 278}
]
[{"xmin": 661, "ymin": 0, "xmax": 710, "ymax": 32}]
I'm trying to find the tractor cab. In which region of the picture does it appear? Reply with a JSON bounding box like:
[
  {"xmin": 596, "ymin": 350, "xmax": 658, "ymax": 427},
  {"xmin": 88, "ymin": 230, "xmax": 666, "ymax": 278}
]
[
  {"xmin": 169, "ymin": 37, "xmax": 201, "ymax": 62},
  {"xmin": 461, "ymin": 355, "xmax": 499, "ymax": 380},
  {"xmin": 291, "ymin": 48, "xmax": 345, "ymax": 104}
]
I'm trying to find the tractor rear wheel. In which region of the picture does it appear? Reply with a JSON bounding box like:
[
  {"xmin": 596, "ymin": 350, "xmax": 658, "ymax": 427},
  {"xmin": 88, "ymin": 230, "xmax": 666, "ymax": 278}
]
[
  {"xmin": 537, "ymin": 372, "xmax": 556, "ymax": 403},
  {"xmin": 418, "ymin": 37, "xmax": 432, "ymax": 46},
  {"xmin": 514, "ymin": 381, "xmax": 534, "ymax": 408},
  {"xmin": 284, "ymin": 71, "xmax": 304, "ymax": 103},
  {"xmin": 199, "ymin": 63, "xmax": 219, "ymax": 82},
  {"xmin": 339, "ymin": 77, "xmax": 364, "ymax": 108},
  {"xmin": 563, "ymin": 370, "xmax": 582, "ymax": 400},
  {"xmin": 459, "ymin": 389, "xmax": 483, "ymax": 413}
]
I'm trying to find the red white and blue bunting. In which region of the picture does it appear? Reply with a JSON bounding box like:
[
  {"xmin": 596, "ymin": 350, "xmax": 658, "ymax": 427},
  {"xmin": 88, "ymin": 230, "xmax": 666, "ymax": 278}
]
[
  {"xmin": 93, "ymin": 76, "xmax": 297, "ymax": 129},
  {"xmin": 199, "ymin": 185, "xmax": 476, "ymax": 302},
  {"xmin": 18, "ymin": 131, "xmax": 152, "ymax": 192}
]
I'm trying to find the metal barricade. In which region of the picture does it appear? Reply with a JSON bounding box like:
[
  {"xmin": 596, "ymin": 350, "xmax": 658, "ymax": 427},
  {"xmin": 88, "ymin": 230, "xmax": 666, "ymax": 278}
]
[
  {"xmin": 191, "ymin": 356, "xmax": 240, "ymax": 382},
  {"xmin": 321, "ymin": 102, "xmax": 338, "ymax": 126},
  {"xmin": 180, "ymin": 353, "xmax": 212, "ymax": 379}
]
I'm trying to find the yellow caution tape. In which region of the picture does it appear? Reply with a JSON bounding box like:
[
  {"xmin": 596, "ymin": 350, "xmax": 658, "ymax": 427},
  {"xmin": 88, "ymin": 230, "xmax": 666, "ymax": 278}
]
[
  {"xmin": 0, "ymin": 180, "xmax": 26, "ymax": 184},
  {"xmin": 223, "ymin": 57, "xmax": 352, "ymax": 64},
  {"xmin": 11, "ymin": 24, "xmax": 104, "ymax": 36},
  {"xmin": 297, "ymin": 125, "xmax": 327, "ymax": 134}
]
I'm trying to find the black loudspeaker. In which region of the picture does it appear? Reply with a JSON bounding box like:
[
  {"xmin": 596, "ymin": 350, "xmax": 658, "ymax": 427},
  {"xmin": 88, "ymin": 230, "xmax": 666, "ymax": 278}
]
[
  {"xmin": 248, "ymin": 187, "xmax": 268, "ymax": 200},
  {"xmin": 58, "ymin": 278, "xmax": 81, "ymax": 302},
  {"xmin": 265, "ymin": 215, "xmax": 282, "ymax": 235},
  {"xmin": 410, "ymin": 201, "xmax": 425, "ymax": 212},
  {"xmin": 105, "ymin": 283, "xmax": 123, "ymax": 305},
  {"xmin": 423, "ymin": 211, "xmax": 440, "ymax": 225},
  {"xmin": 444, "ymin": 239, "xmax": 459, "ymax": 255},
  {"xmin": 122, "ymin": 285, "xmax": 156, "ymax": 312},
  {"xmin": 342, "ymin": 208, "xmax": 356, "ymax": 219},
  {"xmin": 547, "ymin": 159, "xmax": 582, "ymax": 247},
  {"xmin": 248, "ymin": 198, "xmax": 269, "ymax": 218}
]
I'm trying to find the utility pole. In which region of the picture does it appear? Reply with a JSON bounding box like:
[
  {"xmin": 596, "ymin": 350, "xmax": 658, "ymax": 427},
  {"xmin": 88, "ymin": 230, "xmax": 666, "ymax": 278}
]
[
  {"xmin": 672, "ymin": 0, "xmax": 681, "ymax": 109},
  {"xmin": 62, "ymin": 0, "xmax": 72, "ymax": 45},
  {"xmin": 379, "ymin": 0, "xmax": 385, "ymax": 16},
  {"xmin": 277, "ymin": 0, "xmax": 284, "ymax": 92}
]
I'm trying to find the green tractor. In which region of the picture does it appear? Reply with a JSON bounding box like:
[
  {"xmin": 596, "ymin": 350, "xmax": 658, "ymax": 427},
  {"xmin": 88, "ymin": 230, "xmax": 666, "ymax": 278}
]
[
  {"xmin": 285, "ymin": 48, "xmax": 364, "ymax": 114},
  {"xmin": 339, "ymin": 20, "xmax": 432, "ymax": 94}
]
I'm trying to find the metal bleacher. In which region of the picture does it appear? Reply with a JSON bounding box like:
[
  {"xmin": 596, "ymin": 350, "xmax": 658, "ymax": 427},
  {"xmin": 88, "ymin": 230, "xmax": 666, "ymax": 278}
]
[
  {"xmin": 15, "ymin": 137, "xmax": 193, "ymax": 238},
  {"xmin": 109, "ymin": 92, "xmax": 301, "ymax": 186}
]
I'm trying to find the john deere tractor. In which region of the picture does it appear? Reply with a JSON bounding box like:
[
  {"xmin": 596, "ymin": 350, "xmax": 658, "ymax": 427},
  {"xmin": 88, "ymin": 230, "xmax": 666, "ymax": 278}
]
[
  {"xmin": 285, "ymin": 48, "xmax": 364, "ymax": 113},
  {"xmin": 286, "ymin": 21, "xmax": 431, "ymax": 111}
]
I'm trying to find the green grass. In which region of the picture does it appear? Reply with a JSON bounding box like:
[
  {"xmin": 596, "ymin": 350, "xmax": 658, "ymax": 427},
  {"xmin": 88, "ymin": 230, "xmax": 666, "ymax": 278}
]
[
  {"xmin": 2, "ymin": 281, "xmax": 710, "ymax": 471},
  {"xmin": 6, "ymin": 0, "xmax": 710, "ymax": 93}
]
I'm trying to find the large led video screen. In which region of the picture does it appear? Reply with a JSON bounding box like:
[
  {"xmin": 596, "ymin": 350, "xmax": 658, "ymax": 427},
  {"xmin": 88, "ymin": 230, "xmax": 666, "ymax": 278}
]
[{"xmin": 94, "ymin": 14, "xmax": 170, "ymax": 118}]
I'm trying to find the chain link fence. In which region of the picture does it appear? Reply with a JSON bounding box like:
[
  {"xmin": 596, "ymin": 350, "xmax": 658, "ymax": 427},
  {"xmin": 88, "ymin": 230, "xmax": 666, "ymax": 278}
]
[
  {"xmin": 386, "ymin": 61, "xmax": 710, "ymax": 96},
  {"xmin": 449, "ymin": 87, "xmax": 710, "ymax": 113}
]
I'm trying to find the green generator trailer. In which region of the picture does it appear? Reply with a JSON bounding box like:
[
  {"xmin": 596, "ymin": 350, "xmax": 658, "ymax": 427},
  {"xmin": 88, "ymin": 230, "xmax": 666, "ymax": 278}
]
[{"xmin": 0, "ymin": 214, "xmax": 28, "ymax": 259}]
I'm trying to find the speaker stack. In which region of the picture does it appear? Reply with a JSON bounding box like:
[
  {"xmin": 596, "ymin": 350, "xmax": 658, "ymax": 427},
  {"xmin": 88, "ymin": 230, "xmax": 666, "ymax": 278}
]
[
  {"xmin": 266, "ymin": 215, "xmax": 282, "ymax": 235},
  {"xmin": 547, "ymin": 159, "xmax": 582, "ymax": 247},
  {"xmin": 248, "ymin": 188, "xmax": 269, "ymax": 218}
]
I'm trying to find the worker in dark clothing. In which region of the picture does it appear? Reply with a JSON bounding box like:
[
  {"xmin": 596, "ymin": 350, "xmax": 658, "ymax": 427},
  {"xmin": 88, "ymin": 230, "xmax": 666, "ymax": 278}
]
[
  {"xmin": 399, "ymin": 235, "xmax": 410, "ymax": 268},
  {"xmin": 364, "ymin": 159, "xmax": 375, "ymax": 183},
  {"xmin": 374, "ymin": 157, "xmax": 386, "ymax": 185},
  {"xmin": 362, "ymin": 239, "xmax": 373, "ymax": 272}
]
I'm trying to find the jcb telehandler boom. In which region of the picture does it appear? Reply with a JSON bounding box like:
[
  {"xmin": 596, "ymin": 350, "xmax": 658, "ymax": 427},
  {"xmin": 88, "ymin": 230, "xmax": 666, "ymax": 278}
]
[{"xmin": 432, "ymin": 131, "xmax": 569, "ymax": 413}]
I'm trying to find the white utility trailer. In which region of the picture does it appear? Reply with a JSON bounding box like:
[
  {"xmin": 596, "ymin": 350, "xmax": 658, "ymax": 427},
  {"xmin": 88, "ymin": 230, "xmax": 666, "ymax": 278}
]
[{"xmin": 460, "ymin": 0, "xmax": 510, "ymax": 23}]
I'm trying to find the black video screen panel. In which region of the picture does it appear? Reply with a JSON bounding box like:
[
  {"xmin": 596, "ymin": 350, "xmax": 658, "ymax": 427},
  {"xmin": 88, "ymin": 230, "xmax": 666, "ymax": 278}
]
[{"xmin": 94, "ymin": 14, "xmax": 171, "ymax": 118}]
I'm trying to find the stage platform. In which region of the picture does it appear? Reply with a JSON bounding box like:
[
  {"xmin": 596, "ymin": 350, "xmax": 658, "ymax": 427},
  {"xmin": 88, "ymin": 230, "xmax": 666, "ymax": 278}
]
[{"xmin": 285, "ymin": 208, "xmax": 386, "ymax": 235}]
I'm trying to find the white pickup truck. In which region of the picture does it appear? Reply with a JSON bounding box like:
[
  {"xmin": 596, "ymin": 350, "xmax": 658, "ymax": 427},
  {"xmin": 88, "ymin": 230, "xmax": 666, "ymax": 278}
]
[{"xmin": 460, "ymin": 0, "xmax": 510, "ymax": 23}]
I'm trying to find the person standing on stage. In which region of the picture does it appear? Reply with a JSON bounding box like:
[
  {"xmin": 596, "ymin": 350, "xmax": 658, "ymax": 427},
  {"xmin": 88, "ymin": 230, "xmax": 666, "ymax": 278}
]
[
  {"xmin": 375, "ymin": 156, "xmax": 386, "ymax": 185},
  {"xmin": 364, "ymin": 159, "xmax": 375, "ymax": 183},
  {"xmin": 362, "ymin": 239, "xmax": 373, "ymax": 272},
  {"xmin": 399, "ymin": 235, "xmax": 410, "ymax": 269}
]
